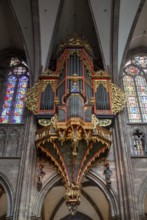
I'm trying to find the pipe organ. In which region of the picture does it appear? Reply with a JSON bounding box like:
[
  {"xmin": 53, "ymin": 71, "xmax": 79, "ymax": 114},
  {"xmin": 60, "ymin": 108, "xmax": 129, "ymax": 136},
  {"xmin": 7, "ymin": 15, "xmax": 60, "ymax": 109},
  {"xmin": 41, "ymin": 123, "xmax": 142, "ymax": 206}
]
[{"xmin": 25, "ymin": 37, "xmax": 126, "ymax": 215}]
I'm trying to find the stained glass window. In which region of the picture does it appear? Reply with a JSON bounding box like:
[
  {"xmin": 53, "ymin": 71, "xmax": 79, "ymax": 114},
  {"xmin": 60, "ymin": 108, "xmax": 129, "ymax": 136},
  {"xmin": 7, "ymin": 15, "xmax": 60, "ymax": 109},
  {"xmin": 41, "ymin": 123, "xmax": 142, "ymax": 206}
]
[
  {"xmin": 132, "ymin": 129, "xmax": 146, "ymax": 156},
  {"xmin": 0, "ymin": 57, "xmax": 29, "ymax": 124},
  {"xmin": 133, "ymin": 56, "xmax": 147, "ymax": 68},
  {"xmin": 123, "ymin": 55, "xmax": 147, "ymax": 123}
]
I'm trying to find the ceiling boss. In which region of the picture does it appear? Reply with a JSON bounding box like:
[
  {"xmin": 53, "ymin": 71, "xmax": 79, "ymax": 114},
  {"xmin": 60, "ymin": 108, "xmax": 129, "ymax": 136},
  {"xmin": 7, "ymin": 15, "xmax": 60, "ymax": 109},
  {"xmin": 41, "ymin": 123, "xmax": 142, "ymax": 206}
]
[{"xmin": 25, "ymin": 36, "xmax": 126, "ymax": 215}]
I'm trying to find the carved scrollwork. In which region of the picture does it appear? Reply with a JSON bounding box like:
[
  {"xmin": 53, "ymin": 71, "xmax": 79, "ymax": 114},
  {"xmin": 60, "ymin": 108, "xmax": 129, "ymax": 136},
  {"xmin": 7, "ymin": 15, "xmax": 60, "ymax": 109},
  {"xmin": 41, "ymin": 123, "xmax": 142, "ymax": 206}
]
[
  {"xmin": 68, "ymin": 49, "xmax": 82, "ymax": 59},
  {"xmin": 110, "ymin": 83, "xmax": 126, "ymax": 114},
  {"xmin": 91, "ymin": 115, "xmax": 112, "ymax": 128},
  {"xmin": 42, "ymin": 80, "xmax": 55, "ymax": 92},
  {"xmin": 92, "ymin": 70, "xmax": 111, "ymax": 78},
  {"xmin": 91, "ymin": 114, "xmax": 99, "ymax": 129},
  {"xmin": 94, "ymin": 80, "xmax": 108, "ymax": 92},
  {"xmin": 38, "ymin": 119, "xmax": 52, "ymax": 127},
  {"xmin": 25, "ymin": 82, "xmax": 40, "ymax": 114},
  {"xmin": 99, "ymin": 119, "xmax": 112, "ymax": 127},
  {"xmin": 57, "ymin": 36, "xmax": 93, "ymax": 56},
  {"xmin": 51, "ymin": 114, "xmax": 58, "ymax": 129}
]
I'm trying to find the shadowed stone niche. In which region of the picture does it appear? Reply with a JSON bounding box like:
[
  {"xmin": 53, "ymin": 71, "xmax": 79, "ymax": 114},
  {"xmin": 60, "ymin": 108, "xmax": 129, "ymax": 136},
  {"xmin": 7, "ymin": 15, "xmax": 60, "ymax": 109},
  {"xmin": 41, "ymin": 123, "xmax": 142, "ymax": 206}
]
[
  {"xmin": 0, "ymin": 129, "xmax": 6, "ymax": 156},
  {"xmin": 0, "ymin": 125, "xmax": 24, "ymax": 157},
  {"xmin": 61, "ymin": 212, "xmax": 92, "ymax": 220},
  {"xmin": 7, "ymin": 129, "xmax": 20, "ymax": 157}
]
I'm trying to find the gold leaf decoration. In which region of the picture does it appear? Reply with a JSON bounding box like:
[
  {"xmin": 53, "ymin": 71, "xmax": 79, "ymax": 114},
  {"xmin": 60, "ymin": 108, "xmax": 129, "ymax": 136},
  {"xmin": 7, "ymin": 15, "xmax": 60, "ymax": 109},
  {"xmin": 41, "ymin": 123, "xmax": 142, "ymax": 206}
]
[
  {"xmin": 110, "ymin": 83, "xmax": 126, "ymax": 114},
  {"xmin": 68, "ymin": 49, "xmax": 82, "ymax": 59},
  {"xmin": 41, "ymin": 69, "xmax": 54, "ymax": 76},
  {"xmin": 57, "ymin": 36, "xmax": 93, "ymax": 56},
  {"xmin": 99, "ymin": 119, "xmax": 112, "ymax": 127},
  {"xmin": 91, "ymin": 114, "xmax": 99, "ymax": 129},
  {"xmin": 94, "ymin": 80, "xmax": 108, "ymax": 92},
  {"xmin": 38, "ymin": 119, "xmax": 52, "ymax": 127},
  {"xmin": 42, "ymin": 80, "xmax": 55, "ymax": 92},
  {"xmin": 25, "ymin": 82, "xmax": 40, "ymax": 114},
  {"xmin": 84, "ymin": 58, "xmax": 92, "ymax": 73},
  {"xmin": 42, "ymin": 80, "xmax": 50, "ymax": 92},
  {"xmin": 92, "ymin": 70, "xmax": 111, "ymax": 78}
]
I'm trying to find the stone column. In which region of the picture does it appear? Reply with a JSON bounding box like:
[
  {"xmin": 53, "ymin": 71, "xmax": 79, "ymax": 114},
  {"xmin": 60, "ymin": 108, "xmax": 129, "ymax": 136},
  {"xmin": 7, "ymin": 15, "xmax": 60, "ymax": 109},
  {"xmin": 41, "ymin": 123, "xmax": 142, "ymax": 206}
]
[{"xmin": 13, "ymin": 115, "xmax": 37, "ymax": 220}]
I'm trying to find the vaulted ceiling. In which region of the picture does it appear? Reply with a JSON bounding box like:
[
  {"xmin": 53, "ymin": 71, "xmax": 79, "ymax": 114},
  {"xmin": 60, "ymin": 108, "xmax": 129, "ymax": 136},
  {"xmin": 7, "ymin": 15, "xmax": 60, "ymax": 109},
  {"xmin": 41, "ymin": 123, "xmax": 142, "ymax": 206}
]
[
  {"xmin": 42, "ymin": 184, "xmax": 110, "ymax": 220},
  {"xmin": 0, "ymin": 0, "xmax": 146, "ymax": 79}
]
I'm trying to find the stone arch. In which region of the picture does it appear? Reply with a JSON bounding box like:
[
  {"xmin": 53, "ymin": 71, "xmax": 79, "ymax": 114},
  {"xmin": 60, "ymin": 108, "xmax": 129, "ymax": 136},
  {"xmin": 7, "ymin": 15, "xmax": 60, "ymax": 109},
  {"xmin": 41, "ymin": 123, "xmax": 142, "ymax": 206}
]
[
  {"xmin": 138, "ymin": 175, "xmax": 147, "ymax": 216},
  {"xmin": 87, "ymin": 170, "xmax": 119, "ymax": 218},
  {"xmin": 32, "ymin": 171, "xmax": 119, "ymax": 219},
  {"xmin": 32, "ymin": 173, "xmax": 61, "ymax": 218},
  {"xmin": 0, "ymin": 171, "xmax": 14, "ymax": 217}
]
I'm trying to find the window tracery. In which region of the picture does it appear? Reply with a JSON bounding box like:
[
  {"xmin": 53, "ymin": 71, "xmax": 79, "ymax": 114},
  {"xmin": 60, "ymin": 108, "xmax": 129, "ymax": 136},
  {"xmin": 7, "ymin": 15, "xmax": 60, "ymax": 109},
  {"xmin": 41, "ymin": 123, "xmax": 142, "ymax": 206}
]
[
  {"xmin": 132, "ymin": 129, "xmax": 146, "ymax": 156},
  {"xmin": 0, "ymin": 57, "xmax": 29, "ymax": 124},
  {"xmin": 123, "ymin": 55, "xmax": 147, "ymax": 122}
]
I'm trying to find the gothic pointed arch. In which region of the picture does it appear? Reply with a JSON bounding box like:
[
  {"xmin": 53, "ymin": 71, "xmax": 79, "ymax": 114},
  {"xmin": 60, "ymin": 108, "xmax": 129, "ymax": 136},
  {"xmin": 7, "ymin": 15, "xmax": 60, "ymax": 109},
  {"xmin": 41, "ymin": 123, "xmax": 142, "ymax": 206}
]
[
  {"xmin": 31, "ymin": 173, "xmax": 61, "ymax": 218},
  {"xmin": 0, "ymin": 171, "xmax": 14, "ymax": 217},
  {"xmin": 122, "ymin": 54, "xmax": 147, "ymax": 123},
  {"xmin": 32, "ymin": 171, "xmax": 119, "ymax": 219},
  {"xmin": 0, "ymin": 55, "xmax": 30, "ymax": 124},
  {"xmin": 87, "ymin": 171, "xmax": 119, "ymax": 218}
]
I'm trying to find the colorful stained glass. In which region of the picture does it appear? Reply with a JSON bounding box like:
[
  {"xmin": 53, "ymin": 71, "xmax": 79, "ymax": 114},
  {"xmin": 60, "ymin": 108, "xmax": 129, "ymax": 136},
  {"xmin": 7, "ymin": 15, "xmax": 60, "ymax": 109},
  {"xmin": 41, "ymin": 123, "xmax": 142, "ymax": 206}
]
[
  {"xmin": 13, "ymin": 76, "xmax": 29, "ymax": 123},
  {"xmin": 0, "ymin": 57, "xmax": 29, "ymax": 124},
  {"xmin": 1, "ymin": 75, "xmax": 17, "ymax": 123},
  {"xmin": 135, "ymin": 75, "xmax": 147, "ymax": 122},
  {"xmin": 123, "ymin": 75, "xmax": 141, "ymax": 122},
  {"xmin": 12, "ymin": 116, "xmax": 22, "ymax": 123},
  {"xmin": 125, "ymin": 66, "xmax": 140, "ymax": 75},
  {"xmin": 133, "ymin": 56, "xmax": 147, "ymax": 68},
  {"xmin": 142, "ymin": 114, "xmax": 147, "ymax": 121},
  {"xmin": 0, "ymin": 116, "xmax": 9, "ymax": 123},
  {"xmin": 14, "ymin": 66, "xmax": 27, "ymax": 75},
  {"xmin": 123, "ymin": 56, "xmax": 147, "ymax": 123}
]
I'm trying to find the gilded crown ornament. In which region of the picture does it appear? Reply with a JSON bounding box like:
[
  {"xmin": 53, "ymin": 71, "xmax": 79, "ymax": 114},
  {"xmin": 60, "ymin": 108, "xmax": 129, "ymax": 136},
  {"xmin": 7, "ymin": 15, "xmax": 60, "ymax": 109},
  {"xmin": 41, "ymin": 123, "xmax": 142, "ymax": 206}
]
[{"xmin": 25, "ymin": 36, "xmax": 126, "ymax": 214}]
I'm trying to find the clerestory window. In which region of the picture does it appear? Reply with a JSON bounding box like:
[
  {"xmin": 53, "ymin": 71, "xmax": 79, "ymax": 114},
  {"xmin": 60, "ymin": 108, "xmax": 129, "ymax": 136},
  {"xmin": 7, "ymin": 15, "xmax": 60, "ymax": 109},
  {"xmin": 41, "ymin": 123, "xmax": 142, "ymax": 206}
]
[
  {"xmin": 123, "ymin": 55, "xmax": 147, "ymax": 123},
  {"xmin": 0, "ymin": 57, "xmax": 29, "ymax": 124}
]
